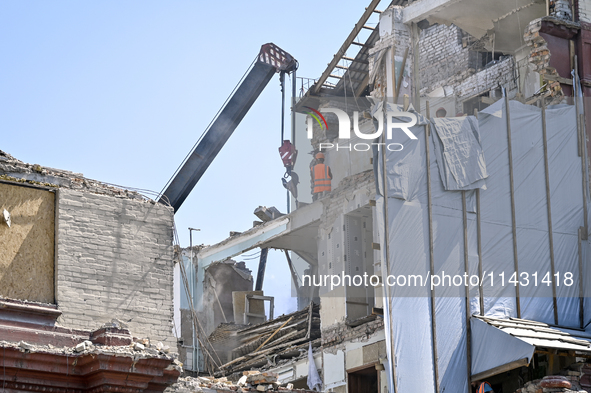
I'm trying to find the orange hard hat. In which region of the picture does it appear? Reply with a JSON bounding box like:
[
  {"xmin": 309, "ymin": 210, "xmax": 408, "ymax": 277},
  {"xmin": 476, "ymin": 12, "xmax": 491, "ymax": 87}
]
[{"xmin": 315, "ymin": 152, "xmax": 325, "ymax": 159}]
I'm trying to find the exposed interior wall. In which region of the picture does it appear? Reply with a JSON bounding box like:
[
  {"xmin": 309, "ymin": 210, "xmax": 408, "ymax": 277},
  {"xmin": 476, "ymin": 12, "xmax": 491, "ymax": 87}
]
[
  {"xmin": 0, "ymin": 182, "xmax": 55, "ymax": 303},
  {"xmin": 416, "ymin": 22, "xmax": 519, "ymax": 111},
  {"xmin": 525, "ymin": 18, "xmax": 568, "ymax": 100},
  {"xmin": 55, "ymin": 188, "xmax": 175, "ymax": 346},
  {"xmin": 419, "ymin": 24, "xmax": 474, "ymax": 90},
  {"xmin": 232, "ymin": 290, "xmax": 265, "ymax": 325},
  {"xmin": 322, "ymin": 325, "xmax": 386, "ymax": 392},
  {"xmin": 320, "ymin": 286, "xmax": 347, "ymax": 327},
  {"xmin": 203, "ymin": 261, "xmax": 252, "ymax": 335},
  {"xmin": 370, "ymin": 6, "xmax": 413, "ymax": 101},
  {"xmin": 179, "ymin": 308, "xmax": 192, "ymax": 367}
]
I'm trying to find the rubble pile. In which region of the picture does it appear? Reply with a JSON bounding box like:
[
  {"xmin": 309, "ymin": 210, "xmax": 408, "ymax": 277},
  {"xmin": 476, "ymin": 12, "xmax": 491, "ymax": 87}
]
[
  {"xmin": 164, "ymin": 371, "xmax": 313, "ymax": 393},
  {"xmin": 523, "ymin": 16, "xmax": 580, "ymax": 104},
  {"xmin": 1, "ymin": 337, "xmax": 179, "ymax": 364},
  {"xmin": 211, "ymin": 304, "xmax": 320, "ymax": 375},
  {"xmin": 510, "ymin": 361, "xmax": 591, "ymax": 393}
]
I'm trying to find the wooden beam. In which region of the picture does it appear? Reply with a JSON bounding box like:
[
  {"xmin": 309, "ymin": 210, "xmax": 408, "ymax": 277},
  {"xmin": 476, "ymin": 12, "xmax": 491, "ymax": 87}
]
[
  {"xmin": 480, "ymin": 96, "xmax": 499, "ymax": 105},
  {"xmin": 505, "ymin": 95, "xmax": 521, "ymax": 318},
  {"xmin": 542, "ymin": 74, "xmax": 573, "ymax": 85},
  {"xmin": 313, "ymin": 0, "xmax": 382, "ymax": 94},
  {"xmin": 254, "ymin": 316, "xmax": 294, "ymax": 353},
  {"xmin": 426, "ymin": 101, "xmax": 440, "ymax": 393},
  {"xmin": 536, "ymin": 349, "xmax": 591, "ymax": 358},
  {"xmin": 471, "ymin": 358, "xmax": 529, "ymax": 382},
  {"xmin": 342, "ymin": 56, "xmax": 369, "ymax": 64},
  {"xmin": 395, "ymin": 47, "xmax": 409, "ymax": 103},
  {"xmin": 354, "ymin": 73, "xmax": 370, "ymax": 97},
  {"xmin": 541, "ymin": 99, "xmax": 559, "ymax": 325},
  {"xmin": 306, "ymin": 302, "xmax": 314, "ymax": 339}
]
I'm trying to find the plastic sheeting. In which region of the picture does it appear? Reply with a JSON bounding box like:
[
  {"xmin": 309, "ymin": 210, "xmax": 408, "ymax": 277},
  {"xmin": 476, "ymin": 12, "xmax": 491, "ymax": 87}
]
[
  {"xmin": 376, "ymin": 100, "xmax": 589, "ymax": 393},
  {"xmin": 431, "ymin": 116, "xmax": 488, "ymax": 190},
  {"xmin": 470, "ymin": 318, "xmax": 535, "ymax": 376},
  {"xmin": 306, "ymin": 342, "xmax": 322, "ymax": 391}
]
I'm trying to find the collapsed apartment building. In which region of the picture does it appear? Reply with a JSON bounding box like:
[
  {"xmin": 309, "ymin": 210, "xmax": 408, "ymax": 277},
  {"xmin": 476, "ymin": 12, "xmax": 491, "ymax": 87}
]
[
  {"xmin": 177, "ymin": 0, "xmax": 591, "ymax": 392},
  {"xmin": 4, "ymin": 0, "xmax": 591, "ymax": 392}
]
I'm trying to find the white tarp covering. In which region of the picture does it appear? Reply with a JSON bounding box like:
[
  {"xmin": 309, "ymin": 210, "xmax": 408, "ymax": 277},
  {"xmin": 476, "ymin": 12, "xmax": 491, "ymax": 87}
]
[
  {"xmin": 470, "ymin": 318, "xmax": 535, "ymax": 376},
  {"xmin": 431, "ymin": 116, "xmax": 488, "ymax": 190},
  {"xmin": 376, "ymin": 100, "xmax": 589, "ymax": 393}
]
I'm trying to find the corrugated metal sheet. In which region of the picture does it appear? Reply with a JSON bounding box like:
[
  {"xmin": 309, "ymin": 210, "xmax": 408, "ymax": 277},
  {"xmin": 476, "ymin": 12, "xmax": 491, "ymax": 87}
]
[{"xmin": 474, "ymin": 315, "xmax": 591, "ymax": 352}]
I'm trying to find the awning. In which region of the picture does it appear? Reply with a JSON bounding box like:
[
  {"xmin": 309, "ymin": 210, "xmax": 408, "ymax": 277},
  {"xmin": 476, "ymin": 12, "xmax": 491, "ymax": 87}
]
[{"xmin": 471, "ymin": 315, "xmax": 591, "ymax": 381}]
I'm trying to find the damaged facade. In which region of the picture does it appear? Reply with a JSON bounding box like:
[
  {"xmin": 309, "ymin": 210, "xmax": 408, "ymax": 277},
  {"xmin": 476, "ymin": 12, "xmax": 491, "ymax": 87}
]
[
  {"xmin": 178, "ymin": 0, "xmax": 591, "ymax": 392},
  {"xmin": 0, "ymin": 150, "xmax": 180, "ymax": 391},
  {"xmin": 6, "ymin": 0, "xmax": 589, "ymax": 392}
]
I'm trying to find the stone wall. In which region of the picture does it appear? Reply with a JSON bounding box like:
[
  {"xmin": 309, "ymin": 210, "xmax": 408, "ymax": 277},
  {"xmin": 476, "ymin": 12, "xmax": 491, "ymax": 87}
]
[{"xmin": 56, "ymin": 188, "xmax": 175, "ymax": 346}]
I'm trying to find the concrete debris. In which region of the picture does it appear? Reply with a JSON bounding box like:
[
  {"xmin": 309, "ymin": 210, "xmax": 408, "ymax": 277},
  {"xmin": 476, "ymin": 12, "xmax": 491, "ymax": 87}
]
[
  {"xmin": 253, "ymin": 206, "xmax": 284, "ymax": 222},
  {"xmin": 164, "ymin": 372, "xmax": 314, "ymax": 393},
  {"xmin": 109, "ymin": 318, "xmax": 129, "ymax": 329},
  {"xmin": 18, "ymin": 341, "xmax": 35, "ymax": 351},
  {"xmin": 134, "ymin": 342, "xmax": 146, "ymax": 351},
  {"xmin": 74, "ymin": 340, "xmax": 94, "ymax": 352},
  {"xmin": 1, "ymin": 339, "xmax": 178, "ymax": 365}
]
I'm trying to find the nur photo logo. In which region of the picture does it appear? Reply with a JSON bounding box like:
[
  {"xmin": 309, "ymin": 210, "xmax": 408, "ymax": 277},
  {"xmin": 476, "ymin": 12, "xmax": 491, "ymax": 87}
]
[{"xmin": 305, "ymin": 107, "xmax": 419, "ymax": 152}]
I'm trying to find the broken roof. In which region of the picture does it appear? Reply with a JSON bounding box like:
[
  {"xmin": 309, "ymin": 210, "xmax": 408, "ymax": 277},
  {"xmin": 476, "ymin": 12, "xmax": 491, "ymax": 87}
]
[
  {"xmin": 0, "ymin": 149, "xmax": 155, "ymax": 201},
  {"xmin": 474, "ymin": 315, "xmax": 591, "ymax": 353}
]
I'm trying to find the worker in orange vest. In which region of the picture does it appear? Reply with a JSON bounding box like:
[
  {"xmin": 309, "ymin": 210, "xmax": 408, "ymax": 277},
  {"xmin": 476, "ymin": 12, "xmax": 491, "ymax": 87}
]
[{"xmin": 311, "ymin": 152, "xmax": 332, "ymax": 201}]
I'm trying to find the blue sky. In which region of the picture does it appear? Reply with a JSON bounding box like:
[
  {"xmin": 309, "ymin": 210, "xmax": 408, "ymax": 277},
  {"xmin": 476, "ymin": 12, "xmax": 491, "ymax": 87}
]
[{"xmin": 1, "ymin": 1, "xmax": 386, "ymax": 314}]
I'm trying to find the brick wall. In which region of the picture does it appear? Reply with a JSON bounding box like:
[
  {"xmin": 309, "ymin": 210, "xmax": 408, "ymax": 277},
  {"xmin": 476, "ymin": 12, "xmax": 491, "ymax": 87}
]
[
  {"xmin": 580, "ymin": 0, "xmax": 591, "ymax": 23},
  {"xmin": 55, "ymin": 188, "xmax": 175, "ymax": 346},
  {"xmin": 419, "ymin": 24, "xmax": 474, "ymax": 90},
  {"xmin": 454, "ymin": 57, "xmax": 517, "ymax": 97}
]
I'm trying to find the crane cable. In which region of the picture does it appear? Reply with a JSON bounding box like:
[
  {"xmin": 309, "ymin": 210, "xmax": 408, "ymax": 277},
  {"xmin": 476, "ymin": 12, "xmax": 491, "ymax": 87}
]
[{"xmin": 159, "ymin": 55, "xmax": 259, "ymax": 200}]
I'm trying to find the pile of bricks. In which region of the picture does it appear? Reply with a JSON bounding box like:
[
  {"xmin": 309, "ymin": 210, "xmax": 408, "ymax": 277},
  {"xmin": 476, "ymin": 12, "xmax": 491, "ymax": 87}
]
[
  {"xmin": 567, "ymin": 362, "xmax": 591, "ymax": 391},
  {"xmin": 164, "ymin": 372, "xmax": 314, "ymax": 393},
  {"xmin": 513, "ymin": 362, "xmax": 591, "ymax": 393},
  {"xmin": 514, "ymin": 376, "xmax": 586, "ymax": 393}
]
